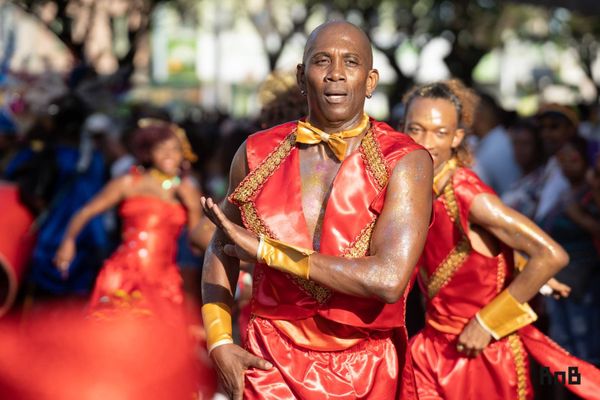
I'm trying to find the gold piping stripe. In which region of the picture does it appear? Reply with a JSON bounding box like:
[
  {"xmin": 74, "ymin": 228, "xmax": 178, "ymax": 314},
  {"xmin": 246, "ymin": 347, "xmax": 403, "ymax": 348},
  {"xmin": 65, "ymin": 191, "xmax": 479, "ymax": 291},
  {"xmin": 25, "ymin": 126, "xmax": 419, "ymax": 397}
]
[
  {"xmin": 230, "ymin": 132, "xmax": 296, "ymax": 204},
  {"xmin": 291, "ymin": 275, "xmax": 332, "ymax": 304},
  {"xmin": 360, "ymin": 128, "xmax": 389, "ymax": 190},
  {"xmin": 442, "ymin": 180, "xmax": 460, "ymax": 226},
  {"xmin": 343, "ymin": 219, "xmax": 376, "ymax": 259},
  {"xmin": 507, "ymin": 334, "xmax": 528, "ymax": 400},
  {"xmin": 240, "ymin": 203, "xmax": 272, "ymax": 237},
  {"xmin": 497, "ymin": 253, "xmax": 507, "ymax": 294},
  {"xmin": 426, "ymin": 238, "xmax": 470, "ymax": 299},
  {"xmin": 425, "ymin": 177, "xmax": 472, "ymax": 298}
]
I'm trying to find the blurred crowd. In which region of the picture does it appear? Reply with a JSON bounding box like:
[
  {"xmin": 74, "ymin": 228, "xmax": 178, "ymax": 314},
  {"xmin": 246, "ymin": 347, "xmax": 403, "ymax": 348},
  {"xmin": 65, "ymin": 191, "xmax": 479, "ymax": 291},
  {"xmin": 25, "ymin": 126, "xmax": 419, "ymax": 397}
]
[{"xmin": 0, "ymin": 62, "xmax": 599, "ymax": 399}]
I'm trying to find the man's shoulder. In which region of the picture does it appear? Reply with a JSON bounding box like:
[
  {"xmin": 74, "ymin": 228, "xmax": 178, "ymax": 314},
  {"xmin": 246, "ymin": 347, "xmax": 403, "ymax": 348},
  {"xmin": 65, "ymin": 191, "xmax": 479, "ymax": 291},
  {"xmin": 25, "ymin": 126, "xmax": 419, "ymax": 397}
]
[
  {"xmin": 245, "ymin": 121, "xmax": 298, "ymax": 170},
  {"xmin": 452, "ymin": 166, "xmax": 496, "ymax": 197},
  {"xmin": 248, "ymin": 121, "xmax": 298, "ymax": 143}
]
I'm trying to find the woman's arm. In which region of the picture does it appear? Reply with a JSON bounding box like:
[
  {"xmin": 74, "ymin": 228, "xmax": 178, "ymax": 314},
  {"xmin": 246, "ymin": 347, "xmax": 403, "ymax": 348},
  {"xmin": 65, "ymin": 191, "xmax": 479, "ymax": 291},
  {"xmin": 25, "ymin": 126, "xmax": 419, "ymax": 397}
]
[{"xmin": 54, "ymin": 175, "xmax": 129, "ymax": 273}]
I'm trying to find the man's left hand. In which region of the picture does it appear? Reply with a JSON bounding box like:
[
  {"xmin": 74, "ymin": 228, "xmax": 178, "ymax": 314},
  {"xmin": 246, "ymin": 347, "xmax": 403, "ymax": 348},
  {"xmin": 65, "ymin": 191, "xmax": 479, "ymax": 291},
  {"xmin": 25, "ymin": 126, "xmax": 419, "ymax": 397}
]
[
  {"xmin": 201, "ymin": 196, "xmax": 259, "ymax": 263},
  {"xmin": 456, "ymin": 317, "xmax": 492, "ymax": 358}
]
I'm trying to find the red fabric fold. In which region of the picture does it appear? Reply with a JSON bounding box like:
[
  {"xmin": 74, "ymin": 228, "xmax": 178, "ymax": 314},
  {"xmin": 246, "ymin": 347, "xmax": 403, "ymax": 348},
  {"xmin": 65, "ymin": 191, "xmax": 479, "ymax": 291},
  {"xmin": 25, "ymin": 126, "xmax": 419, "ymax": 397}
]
[
  {"xmin": 520, "ymin": 325, "xmax": 600, "ymax": 399},
  {"xmin": 244, "ymin": 317, "xmax": 400, "ymax": 400}
]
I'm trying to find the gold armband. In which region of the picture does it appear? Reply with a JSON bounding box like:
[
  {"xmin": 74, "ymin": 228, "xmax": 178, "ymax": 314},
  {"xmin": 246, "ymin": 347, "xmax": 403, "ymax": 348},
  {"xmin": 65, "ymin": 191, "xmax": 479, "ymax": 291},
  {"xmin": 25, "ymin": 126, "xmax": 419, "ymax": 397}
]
[
  {"xmin": 475, "ymin": 289, "xmax": 537, "ymax": 340},
  {"xmin": 257, "ymin": 235, "xmax": 314, "ymax": 279},
  {"xmin": 201, "ymin": 302, "xmax": 233, "ymax": 354}
]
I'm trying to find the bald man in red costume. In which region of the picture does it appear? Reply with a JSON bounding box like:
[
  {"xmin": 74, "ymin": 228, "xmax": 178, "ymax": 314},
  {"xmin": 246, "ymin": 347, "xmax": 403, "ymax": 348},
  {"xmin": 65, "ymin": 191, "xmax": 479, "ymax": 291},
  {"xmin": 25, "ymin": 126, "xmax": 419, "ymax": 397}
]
[{"xmin": 200, "ymin": 21, "xmax": 432, "ymax": 399}]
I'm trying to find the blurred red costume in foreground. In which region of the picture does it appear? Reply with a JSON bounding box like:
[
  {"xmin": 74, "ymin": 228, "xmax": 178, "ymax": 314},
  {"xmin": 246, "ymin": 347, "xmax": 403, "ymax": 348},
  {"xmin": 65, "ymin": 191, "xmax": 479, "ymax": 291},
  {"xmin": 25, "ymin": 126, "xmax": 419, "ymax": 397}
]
[
  {"xmin": 0, "ymin": 183, "xmax": 35, "ymax": 316},
  {"xmin": 407, "ymin": 167, "xmax": 600, "ymax": 400},
  {"xmin": 229, "ymin": 121, "xmax": 421, "ymax": 399},
  {"xmin": 0, "ymin": 184, "xmax": 216, "ymax": 399},
  {"xmin": 0, "ymin": 305, "xmax": 215, "ymax": 400}
]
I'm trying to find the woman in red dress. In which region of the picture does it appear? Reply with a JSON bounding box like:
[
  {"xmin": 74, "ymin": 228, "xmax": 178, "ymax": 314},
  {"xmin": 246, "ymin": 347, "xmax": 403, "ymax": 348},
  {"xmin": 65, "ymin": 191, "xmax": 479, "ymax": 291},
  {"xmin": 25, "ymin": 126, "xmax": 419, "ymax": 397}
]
[
  {"xmin": 401, "ymin": 80, "xmax": 600, "ymax": 399},
  {"xmin": 54, "ymin": 119, "xmax": 202, "ymax": 320}
]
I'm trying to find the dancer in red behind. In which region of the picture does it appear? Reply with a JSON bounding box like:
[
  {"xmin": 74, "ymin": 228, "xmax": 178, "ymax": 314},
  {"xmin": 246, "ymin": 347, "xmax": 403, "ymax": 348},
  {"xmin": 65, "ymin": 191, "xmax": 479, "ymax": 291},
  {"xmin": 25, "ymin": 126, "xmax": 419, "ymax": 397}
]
[
  {"xmin": 54, "ymin": 119, "xmax": 201, "ymax": 321},
  {"xmin": 402, "ymin": 79, "xmax": 600, "ymax": 399}
]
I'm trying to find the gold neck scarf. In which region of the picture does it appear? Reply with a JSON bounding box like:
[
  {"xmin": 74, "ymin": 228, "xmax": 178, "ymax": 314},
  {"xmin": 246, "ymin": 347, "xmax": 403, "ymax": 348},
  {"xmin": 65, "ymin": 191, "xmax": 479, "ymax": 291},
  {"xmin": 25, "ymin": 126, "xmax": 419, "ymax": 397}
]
[
  {"xmin": 296, "ymin": 114, "xmax": 370, "ymax": 161},
  {"xmin": 433, "ymin": 158, "xmax": 457, "ymax": 195}
]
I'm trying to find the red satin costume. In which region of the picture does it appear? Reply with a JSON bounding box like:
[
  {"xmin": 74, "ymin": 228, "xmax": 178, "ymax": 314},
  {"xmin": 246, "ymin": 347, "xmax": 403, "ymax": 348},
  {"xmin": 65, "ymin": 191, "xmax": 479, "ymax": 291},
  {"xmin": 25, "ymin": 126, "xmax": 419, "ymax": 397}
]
[
  {"xmin": 228, "ymin": 119, "xmax": 422, "ymax": 399},
  {"xmin": 0, "ymin": 183, "xmax": 35, "ymax": 317},
  {"xmin": 89, "ymin": 195, "xmax": 186, "ymax": 321},
  {"xmin": 405, "ymin": 167, "xmax": 600, "ymax": 400}
]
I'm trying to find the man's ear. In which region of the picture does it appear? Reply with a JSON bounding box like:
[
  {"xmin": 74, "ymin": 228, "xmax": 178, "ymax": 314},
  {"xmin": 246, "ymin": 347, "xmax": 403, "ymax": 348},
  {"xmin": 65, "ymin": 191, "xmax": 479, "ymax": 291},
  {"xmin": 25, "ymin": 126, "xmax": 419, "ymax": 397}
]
[
  {"xmin": 366, "ymin": 69, "xmax": 379, "ymax": 98},
  {"xmin": 452, "ymin": 128, "xmax": 465, "ymax": 149},
  {"xmin": 296, "ymin": 64, "xmax": 306, "ymax": 93}
]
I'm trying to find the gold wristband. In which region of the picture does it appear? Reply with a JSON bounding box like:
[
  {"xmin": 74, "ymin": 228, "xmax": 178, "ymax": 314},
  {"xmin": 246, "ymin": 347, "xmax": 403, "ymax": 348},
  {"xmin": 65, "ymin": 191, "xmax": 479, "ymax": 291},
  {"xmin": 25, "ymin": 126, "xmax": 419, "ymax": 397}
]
[
  {"xmin": 257, "ymin": 235, "xmax": 314, "ymax": 279},
  {"xmin": 201, "ymin": 302, "xmax": 233, "ymax": 354},
  {"xmin": 475, "ymin": 289, "xmax": 537, "ymax": 340}
]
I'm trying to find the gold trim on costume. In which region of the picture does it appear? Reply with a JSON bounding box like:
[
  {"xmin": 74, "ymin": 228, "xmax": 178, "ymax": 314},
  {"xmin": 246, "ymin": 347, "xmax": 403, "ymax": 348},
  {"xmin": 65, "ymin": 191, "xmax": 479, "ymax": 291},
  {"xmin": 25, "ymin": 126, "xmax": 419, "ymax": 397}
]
[
  {"xmin": 507, "ymin": 333, "xmax": 528, "ymax": 400},
  {"xmin": 291, "ymin": 275, "xmax": 332, "ymax": 304},
  {"xmin": 426, "ymin": 237, "xmax": 471, "ymax": 299},
  {"xmin": 231, "ymin": 132, "xmax": 332, "ymax": 303},
  {"xmin": 425, "ymin": 179, "xmax": 471, "ymax": 298},
  {"xmin": 442, "ymin": 180, "xmax": 460, "ymax": 226},
  {"xmin": 497, "ymin": 254, "xmax": 507, "ymax": 294},
  {"xmin": 240, "ymin": 203, "xmax": 274, "ymax": 237},
  {"xmin": 342, "ymin": 219, "xmax": 376, "ymax": 258},
  {"xmin": 433, "ymin": 158, "xmax": 458, "ymax": 196},
  {"xmin": 230, "ymin": 132, "xmax": 296, "ymax": 204},
  {"xmin": 360, "ymin": 128, "xmax": 389, "ymax": 190}
]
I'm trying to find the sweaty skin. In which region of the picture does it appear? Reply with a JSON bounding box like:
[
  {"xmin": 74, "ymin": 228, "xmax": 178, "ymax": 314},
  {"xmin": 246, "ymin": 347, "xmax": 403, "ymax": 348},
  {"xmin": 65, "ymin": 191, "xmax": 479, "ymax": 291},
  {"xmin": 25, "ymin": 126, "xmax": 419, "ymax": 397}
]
[
  {"xmin": 405, "ymin": 97, "xmax": 568, "ymax": 358},
  {"xmin": 201, "ymin": 21, "xmax": 432, "ymax": 400}
]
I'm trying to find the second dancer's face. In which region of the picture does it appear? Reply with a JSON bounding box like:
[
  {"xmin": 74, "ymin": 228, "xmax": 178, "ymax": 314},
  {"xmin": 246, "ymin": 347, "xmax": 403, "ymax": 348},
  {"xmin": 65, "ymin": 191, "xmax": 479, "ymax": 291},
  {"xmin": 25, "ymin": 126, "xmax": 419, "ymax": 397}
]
[
  {"xmin": 151, "ymin": 136, "xmax": 183, "ymax": 176},
  {"xmin": 404, "ymin": 97, "xmax": 464, "ymax": 171}
]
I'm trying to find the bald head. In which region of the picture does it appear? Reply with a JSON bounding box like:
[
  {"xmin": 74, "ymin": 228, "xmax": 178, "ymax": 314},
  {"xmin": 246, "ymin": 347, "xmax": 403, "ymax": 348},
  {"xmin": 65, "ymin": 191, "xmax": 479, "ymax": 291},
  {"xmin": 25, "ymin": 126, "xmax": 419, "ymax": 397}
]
[{"xmin": 303, "ymin": 21, "xmax": 373, "ymax": 69}]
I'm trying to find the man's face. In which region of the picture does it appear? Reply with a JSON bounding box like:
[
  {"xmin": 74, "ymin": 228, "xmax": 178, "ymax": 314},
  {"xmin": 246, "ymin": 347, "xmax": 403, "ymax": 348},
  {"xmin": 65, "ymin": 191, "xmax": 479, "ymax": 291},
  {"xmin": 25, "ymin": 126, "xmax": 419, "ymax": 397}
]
[
  {"xmin": 538, "ymin": 114, "xmax": 574, "ymax": 157},
  {"xmin": 298, "ymin": 23, "xmax": 378, "ymax": 129},
  {"xmin": 557, "ymin": 143, "xmax": 586, "ymax": 183},
  {"xmin": 404, "ymin": 97, "xmax": 463, "ymax": 171}
]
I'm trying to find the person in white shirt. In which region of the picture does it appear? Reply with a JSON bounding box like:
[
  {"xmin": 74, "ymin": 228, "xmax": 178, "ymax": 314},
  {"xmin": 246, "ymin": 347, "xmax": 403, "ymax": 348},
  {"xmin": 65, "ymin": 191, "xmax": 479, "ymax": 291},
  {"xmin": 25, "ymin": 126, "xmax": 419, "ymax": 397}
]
[
  {"xmin": 534, "ymin": 103, "xmax": 580, "ymax": 225},
  {"xmin": 471, "ymin": 93, "xmax": 522, "ymax": 195}
]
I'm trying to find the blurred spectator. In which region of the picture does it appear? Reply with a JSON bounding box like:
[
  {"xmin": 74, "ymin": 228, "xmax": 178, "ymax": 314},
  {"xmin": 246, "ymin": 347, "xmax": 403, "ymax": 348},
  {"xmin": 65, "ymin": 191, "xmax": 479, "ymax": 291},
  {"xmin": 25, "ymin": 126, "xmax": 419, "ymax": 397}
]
[
  {"xmin": 534, "ymin": 103, "xmax": 580, "ymax": 225},
  {"xmin": 82, "ymin": 113, "xmax": 134, "ymax": 178},
  {"xmin": 471, "ymin": 92, "xmax": 521, "ymax": 195},
  {"xmin": 6, "ymin": 92, "xmax": 109, "ymax": 299},
  {"xmin": 501, "ymin": 118, "xmax": 546, "ymax": 219},
  {"xmin": 543, "ymin": 136, "xmax": 600, "ymax": 366},
  {"xmin": 256, "ymin": 71, "xmax": 307, "ymax": 130},
  {"xmin": 579, "ymin": 102, "xmax": 600, "ymax": 163}
]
